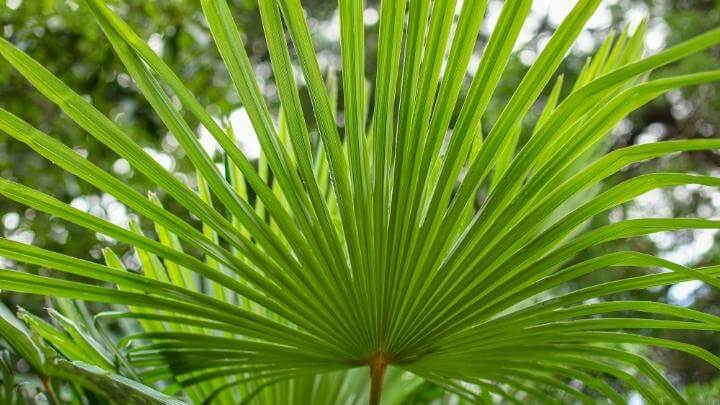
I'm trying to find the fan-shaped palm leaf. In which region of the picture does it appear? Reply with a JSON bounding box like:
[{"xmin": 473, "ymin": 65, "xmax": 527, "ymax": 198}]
[{"xmin": 1, "ymin": 0, "xmax": 720, "ymax": 403}]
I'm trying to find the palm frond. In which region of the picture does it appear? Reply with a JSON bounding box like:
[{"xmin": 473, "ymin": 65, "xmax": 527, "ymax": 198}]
[{"xmin": 1, "ymin": 0, "xmax": 720, "ymax": 403}]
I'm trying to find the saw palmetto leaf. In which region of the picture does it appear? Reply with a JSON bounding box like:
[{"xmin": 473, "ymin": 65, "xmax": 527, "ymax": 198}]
[{"xmin": 1, "ymin": 0, "xmax": 719, "ymax": 403}]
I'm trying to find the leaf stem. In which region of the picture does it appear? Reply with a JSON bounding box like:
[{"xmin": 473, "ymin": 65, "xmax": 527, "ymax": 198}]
[
  {"xmin": 41, "ymin": 377, "xmax": 60, "ymax": 405},
  {"xmin": 369, "ymin": 352, "xmax": 388, "ymax": 405}
]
